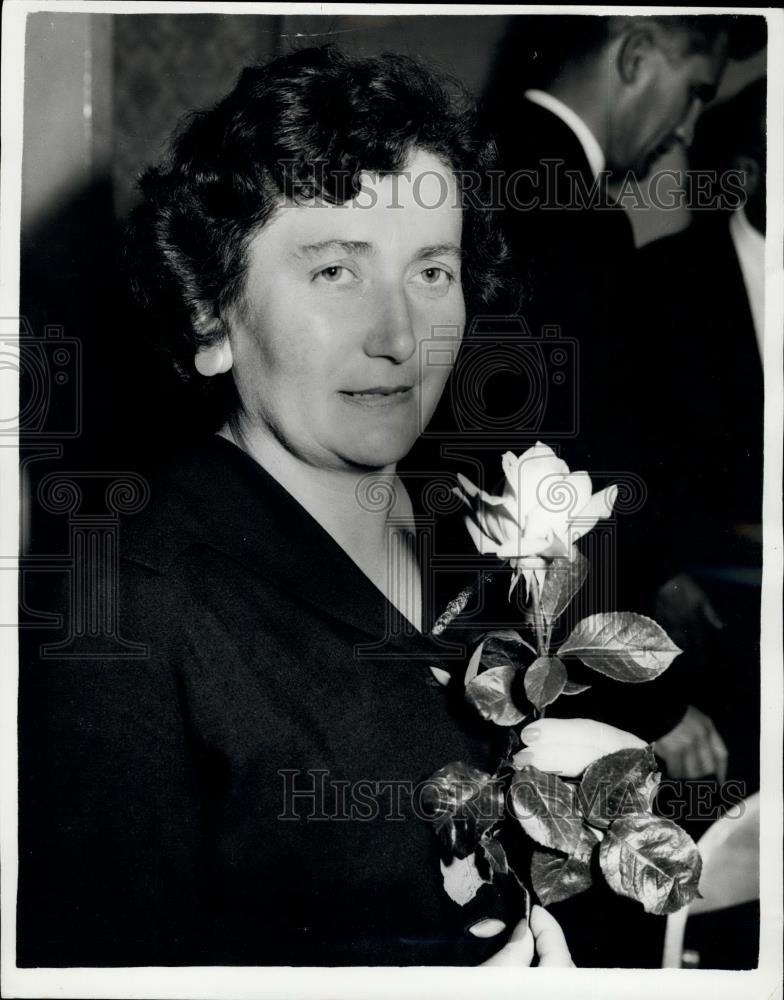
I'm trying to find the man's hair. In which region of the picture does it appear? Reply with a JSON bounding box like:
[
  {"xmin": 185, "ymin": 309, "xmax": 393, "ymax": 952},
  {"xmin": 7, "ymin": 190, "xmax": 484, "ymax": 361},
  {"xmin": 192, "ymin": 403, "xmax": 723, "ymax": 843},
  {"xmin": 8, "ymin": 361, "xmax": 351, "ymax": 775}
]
[
  {"xmin": 487, "ymin": 14, "xmax": 766, "ymax": 93},
  {"xmin": 687, "ymin": 76, "xmax": 767, "ymax": 217},
  {"xmin": 691, "ymin": 76, "xmax": 767, "ymax": 170},
  {"xmin": 127, "ymin": 45, "xmax": 510, "ymax": 396}
]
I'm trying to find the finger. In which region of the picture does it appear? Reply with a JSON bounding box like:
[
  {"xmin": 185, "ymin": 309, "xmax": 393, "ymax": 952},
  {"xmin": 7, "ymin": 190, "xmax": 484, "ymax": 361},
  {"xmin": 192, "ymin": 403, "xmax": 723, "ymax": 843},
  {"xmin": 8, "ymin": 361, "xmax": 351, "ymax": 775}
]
[
  {"xmin": 428, "ymin": 665, "xmax": 451, "ymax": 687},
  {"xmin": 709, "ymin": 731, "xmax": 729, "ymax": 784},
  {"xmin": 695, "ymin": 742, "xmax": 716, "ymax": 778},
  {"xmin": 468, "ymin": 918, "xmax": 506, "ymax": 939},
  {"xmin": 519, "ymin": 719, "xmax": 645, "ymax": 776},
  {"xmin": 514, "ymin": 744, "xmax": 591, "ymax": 777},
  {"xmin": 662, "ymin": 748, "xmax": 687, "ymax": 780},
  {"xmin": 482, "ymin": 915, "xmax": 534, "ymax": 967},
  {"xmin": 530, "ymin": 905, "xmax": 574, "ymax": 967},
  {"xmin": 683, "ymin": 748, "xmax": 702, "ymax": 780},
  {"xmin": 522, "ymin": 719, "xmax": 646, "ymax": 754}
]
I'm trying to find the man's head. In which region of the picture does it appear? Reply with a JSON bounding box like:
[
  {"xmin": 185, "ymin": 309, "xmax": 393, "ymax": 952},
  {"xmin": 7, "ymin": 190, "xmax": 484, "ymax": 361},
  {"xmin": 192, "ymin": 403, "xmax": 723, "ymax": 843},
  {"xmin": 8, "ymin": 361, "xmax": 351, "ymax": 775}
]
[
  {"xmin": 689, "ymin": 77, "xmax": 767, "ymax": 233},
  {"xmin": 603, "ymin": 17, "xmax": 730, "ymax": 179},
  {"xmin": 497, "ymin": 14, "xmax": 766, "ymax": 179}
]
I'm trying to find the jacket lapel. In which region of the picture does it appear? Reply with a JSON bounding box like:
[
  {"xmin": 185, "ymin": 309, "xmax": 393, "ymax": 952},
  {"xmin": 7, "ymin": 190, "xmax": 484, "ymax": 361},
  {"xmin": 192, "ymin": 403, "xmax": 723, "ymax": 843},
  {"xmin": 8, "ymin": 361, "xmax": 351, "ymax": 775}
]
[{"xmin": 127, "ymin": 436, "xmax": 485, "ymax": 664}]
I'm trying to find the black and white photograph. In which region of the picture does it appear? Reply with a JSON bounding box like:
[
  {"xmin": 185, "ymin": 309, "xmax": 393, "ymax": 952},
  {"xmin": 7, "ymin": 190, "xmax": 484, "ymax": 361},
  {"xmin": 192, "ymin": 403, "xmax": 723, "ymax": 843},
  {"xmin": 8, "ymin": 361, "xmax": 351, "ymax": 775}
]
[{"xmin": 1, "ymin": 4, "xmax": 782, "ymax": 998}]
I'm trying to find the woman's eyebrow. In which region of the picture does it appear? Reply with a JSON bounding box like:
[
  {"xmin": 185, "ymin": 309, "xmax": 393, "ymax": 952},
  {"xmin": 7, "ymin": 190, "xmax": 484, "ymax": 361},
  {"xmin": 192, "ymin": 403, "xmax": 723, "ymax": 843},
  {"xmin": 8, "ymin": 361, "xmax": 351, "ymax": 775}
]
[
  {"xmin": 293, "ymin": 239, "xmax": 374, "ymax": 259},
  {"xmin": 415, "ymin": 243, "xmax": 464, "ymax": 261}
]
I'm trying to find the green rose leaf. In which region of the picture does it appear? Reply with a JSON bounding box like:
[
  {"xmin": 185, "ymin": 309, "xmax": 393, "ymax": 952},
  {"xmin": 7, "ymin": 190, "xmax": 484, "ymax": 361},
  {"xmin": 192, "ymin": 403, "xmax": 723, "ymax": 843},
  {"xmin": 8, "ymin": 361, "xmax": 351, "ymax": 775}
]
[
  {"xmin": 484, "ymin": 630, "xmax": 537, "ymax": 663},
  {"xmin": 562, "ymin": 680, "xmax": 592, "ymax": 696},
  {"xmin": 465, "ymin": 631, "xmax": 535, "ymax": 688},
  {"xmin": 538, "ymin": 551, "xmax": 590, "ymax": 623},
  {"xmin": 422, "ymin": 761, "xmax": 503, "ymax": 859},
  {"xmin": 466, "ymin": 664, "xmax": 526, "ymax": 726},
  {"xmin": 509, "ymin": 764, "xmax": 584, "ymax": 854},
  {"xmin": 440, "ymin": 853, "xmax": 488, "ymax": 906},
  {"xmin": 599, "ymin": 813, "xmax": 703, "ymax": 915},
  {"xmin": 478, "ymin": 834, "xmax": 509, "ymax": 879},
  {"xmin": 557, "ymin": 612, "xmax": 682, "ymax": 682},
  {"xmin": 579, "ymin": 746, "xmax": 661, "ymax": 830},
  {"xmin": 465, "ymin": 640, "xmax": 485, "ymax": 688},
  {"xmin": 531, "ymin": 825, "xmax": 599, "ymax": 906},
  {"xmin": 524, "ymin": 656, "xmax": 568, "ymax": 710}
]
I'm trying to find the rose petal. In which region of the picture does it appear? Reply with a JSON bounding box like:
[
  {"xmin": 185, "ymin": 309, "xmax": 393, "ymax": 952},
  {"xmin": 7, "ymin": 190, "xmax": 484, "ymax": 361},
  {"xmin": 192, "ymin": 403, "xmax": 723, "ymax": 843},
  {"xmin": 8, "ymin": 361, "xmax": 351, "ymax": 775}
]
[
  {"xmin": 477, "ymin": 501, "xmax": 519, "ymax": 548},
  {"xmin": 568, "ymin": 485, "xmax": 618, "ymax": 544},
  {"xmin": 518, "ymin": 446, "xmax": 571, "ymax": 517},
  {"xmin": 452, "ymin": 486, "xmax": 473, "ymax": 511},
  {"xmin": 465, "ymin": 515, "xmax": 501, "ymax": 556},
  {"xmin": 521, "ymin": 565, "xmax": 548, "ymax": 601},
  {"xmin": 502, "ymin": 445, "xmax": 569, "ymax": 518},
  {"xmin": 563, "ymin": 471, "xmax": 593, "ymax": 515},
  {"xmin": 456, "ymin": 473, "xmax": 506, "ymax": 507},
  {"xmin": 523, "ymin": 505, "xmax": 566, "ymax": 547},
  {"xmin": 498, "ymin": 534, "xmax": 553, "ymax": 559}
]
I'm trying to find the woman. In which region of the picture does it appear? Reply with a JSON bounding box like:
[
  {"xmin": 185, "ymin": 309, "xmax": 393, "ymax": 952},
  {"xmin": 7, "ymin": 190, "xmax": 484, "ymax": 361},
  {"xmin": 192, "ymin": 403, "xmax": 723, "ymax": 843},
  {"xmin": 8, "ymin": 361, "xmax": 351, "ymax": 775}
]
[{"xmin": 18, "ymin": 46, "xmax": 629, "ymax": 969}]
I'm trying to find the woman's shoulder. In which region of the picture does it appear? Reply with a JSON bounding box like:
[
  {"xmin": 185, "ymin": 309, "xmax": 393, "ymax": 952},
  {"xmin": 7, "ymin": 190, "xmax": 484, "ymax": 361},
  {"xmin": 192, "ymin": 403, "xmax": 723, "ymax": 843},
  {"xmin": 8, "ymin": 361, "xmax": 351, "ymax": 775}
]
[{"xmin": 120, "ymin": 435, "xmax": 267, "ymax": 575}]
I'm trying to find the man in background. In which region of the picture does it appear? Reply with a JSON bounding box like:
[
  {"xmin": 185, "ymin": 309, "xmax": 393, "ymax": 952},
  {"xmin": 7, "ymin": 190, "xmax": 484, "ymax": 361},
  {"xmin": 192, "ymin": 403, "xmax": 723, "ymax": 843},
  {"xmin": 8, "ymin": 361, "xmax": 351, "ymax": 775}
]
[
  {"xmin": 484, "ymin": 13, "xmax": 764, "ymax": 461},
  {"xmin": 620, "ymin": 72, "xmax": 767, "ymax": 974},
  {"xmin": 635, "ymin": 77, "xmax": 765, "ymax": 800},
  {"xmin": 482, "ymin": 16, "xmax": 765, "ymax": 788}
]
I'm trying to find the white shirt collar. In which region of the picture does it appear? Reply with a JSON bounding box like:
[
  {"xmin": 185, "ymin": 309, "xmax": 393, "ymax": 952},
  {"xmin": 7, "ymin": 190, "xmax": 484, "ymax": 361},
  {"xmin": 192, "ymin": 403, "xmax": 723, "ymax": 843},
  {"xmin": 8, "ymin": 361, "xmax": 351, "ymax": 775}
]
[
  {"xmin": 729, "ymin": 207, "xmax": 765, "ymax": 361},
  {"xmin": 524, "ymin": 89, "xmax": 606, "ymax": 181}
]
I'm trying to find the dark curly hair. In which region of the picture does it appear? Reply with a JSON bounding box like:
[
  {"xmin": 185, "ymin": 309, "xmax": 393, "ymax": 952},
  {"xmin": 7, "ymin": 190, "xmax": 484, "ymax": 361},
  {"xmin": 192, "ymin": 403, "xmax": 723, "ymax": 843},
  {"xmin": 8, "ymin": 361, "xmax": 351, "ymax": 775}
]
[{"xmin": 127, "ymin": 45, "xmax": 511, "ymax": 406}]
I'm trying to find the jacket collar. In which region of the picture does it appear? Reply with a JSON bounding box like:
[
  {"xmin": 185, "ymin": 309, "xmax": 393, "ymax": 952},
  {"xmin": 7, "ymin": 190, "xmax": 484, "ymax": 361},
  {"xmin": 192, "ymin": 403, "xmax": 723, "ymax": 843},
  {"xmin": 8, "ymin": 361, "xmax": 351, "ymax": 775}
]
[
  {"xmin": 523, "ymin": 89, "xmax": 606, "ymax": 181},
  {"xmin": 123, "ymin": 436, "xmax": 490, "ymax": 664}
]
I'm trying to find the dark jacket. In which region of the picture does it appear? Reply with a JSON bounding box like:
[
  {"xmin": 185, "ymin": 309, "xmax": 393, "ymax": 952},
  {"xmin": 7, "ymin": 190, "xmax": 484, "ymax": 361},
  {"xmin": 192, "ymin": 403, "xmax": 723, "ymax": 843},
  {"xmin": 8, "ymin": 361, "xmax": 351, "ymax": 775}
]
[
  {"xmin": 629, "ymin": 218, "xmax": 763, "ymax": 795},
  {"xmin": 633, "ymin": 217, "xmax": 763, "ymax": 552},
  {"xmin": 486, "ymin": 97, "xmax": 638, "ymax": 466},
  {"xmin": 17, "ymin": 436, "xmax": 511, "ymax": 967}
]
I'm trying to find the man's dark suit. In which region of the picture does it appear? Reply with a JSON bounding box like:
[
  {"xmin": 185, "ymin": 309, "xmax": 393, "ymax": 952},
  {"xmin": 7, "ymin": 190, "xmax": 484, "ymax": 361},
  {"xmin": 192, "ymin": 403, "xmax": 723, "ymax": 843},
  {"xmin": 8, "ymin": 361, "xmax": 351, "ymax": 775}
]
[
  {"xmin": 630, "ymin": 214, "xmax": 764, "ymax": 972},
  {"xmin": 633, "ymin": 217, "xmax": 763, "ymax": 794},
  {"xmin": 486, "ymin": 97, "xmax": 637, "ymax": 467},
  {"xmin": 634, "ymin": 217, "xmax": 763, "ymax": 546}
]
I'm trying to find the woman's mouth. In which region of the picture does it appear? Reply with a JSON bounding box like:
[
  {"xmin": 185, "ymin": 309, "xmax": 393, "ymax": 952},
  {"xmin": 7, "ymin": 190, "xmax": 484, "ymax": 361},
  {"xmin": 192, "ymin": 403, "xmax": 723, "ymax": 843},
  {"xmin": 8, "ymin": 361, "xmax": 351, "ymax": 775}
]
[{"xmin": 339, "ymin": 386, "xmax": 414, "ymax": 407}]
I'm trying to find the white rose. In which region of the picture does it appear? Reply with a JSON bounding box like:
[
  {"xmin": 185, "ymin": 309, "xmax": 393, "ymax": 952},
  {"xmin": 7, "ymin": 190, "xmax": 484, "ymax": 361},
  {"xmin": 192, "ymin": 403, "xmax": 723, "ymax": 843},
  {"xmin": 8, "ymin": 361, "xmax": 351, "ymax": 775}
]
[{"xmin": 453, "ymin": 442, "xmax": 617, "ymax": 595}]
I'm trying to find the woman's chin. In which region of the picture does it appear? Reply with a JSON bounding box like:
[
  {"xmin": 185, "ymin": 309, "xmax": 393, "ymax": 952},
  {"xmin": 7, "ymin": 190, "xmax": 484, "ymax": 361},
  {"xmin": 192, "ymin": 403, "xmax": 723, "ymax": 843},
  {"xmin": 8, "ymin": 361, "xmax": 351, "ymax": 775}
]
[{"xmin": 335, "ymin": 430, "xmax": 418, "ymax": 471}]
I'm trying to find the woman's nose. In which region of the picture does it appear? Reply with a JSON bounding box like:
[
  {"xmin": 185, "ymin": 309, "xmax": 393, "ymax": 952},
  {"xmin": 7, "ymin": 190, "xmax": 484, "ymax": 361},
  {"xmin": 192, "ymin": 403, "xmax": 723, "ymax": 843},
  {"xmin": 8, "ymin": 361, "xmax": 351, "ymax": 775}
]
[{"xmin": 363, "ymin": 285, "xmax": 417, "ymax": 364}]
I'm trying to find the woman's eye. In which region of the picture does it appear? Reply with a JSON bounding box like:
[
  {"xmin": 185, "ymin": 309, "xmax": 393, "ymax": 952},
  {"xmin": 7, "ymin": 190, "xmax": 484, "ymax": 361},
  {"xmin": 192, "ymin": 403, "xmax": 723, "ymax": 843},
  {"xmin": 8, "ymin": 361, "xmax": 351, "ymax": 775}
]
[
  {"xmin": 417, "ymin": 266, "xmax": 453, "ymax": 286},
  {"xmin": 314, "ymin": 265, "xmax": 353, "ymax": 284}
]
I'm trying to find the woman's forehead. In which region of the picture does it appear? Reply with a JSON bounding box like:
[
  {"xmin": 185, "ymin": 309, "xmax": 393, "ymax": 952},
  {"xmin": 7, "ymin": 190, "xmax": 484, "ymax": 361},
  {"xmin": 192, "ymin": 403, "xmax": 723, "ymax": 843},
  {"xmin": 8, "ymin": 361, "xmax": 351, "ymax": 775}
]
[{"xmin": 252, "ymin": 151, "xmax": 463, "ymax": 259}]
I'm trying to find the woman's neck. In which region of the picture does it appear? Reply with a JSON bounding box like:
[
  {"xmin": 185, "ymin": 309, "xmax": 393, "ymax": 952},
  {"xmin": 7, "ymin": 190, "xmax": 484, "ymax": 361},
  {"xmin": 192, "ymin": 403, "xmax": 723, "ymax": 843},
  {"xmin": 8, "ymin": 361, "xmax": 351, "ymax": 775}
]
[{"xmin": 218, "ymin": 423, "xmax": 422, "ymax": 630}]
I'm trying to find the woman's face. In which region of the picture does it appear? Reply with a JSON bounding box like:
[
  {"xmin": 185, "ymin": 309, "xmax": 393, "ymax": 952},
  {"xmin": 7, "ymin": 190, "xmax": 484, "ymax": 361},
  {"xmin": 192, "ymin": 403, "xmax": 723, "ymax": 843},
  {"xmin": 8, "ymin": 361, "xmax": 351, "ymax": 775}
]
[{"xmin": 226, "ymin": 149, "xmax": 466, "ymax": 471}]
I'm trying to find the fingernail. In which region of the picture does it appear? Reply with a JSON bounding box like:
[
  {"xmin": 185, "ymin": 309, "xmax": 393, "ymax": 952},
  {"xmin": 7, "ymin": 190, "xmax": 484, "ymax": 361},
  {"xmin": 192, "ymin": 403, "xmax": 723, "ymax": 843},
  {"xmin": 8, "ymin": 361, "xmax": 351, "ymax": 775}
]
[
  {"xmin": 522, "ymin": 726, "xmax": 541, "ymax": 742},
  {"xmin": 468, "ymin": 918, "xmax": 507, "ymax": 938},
  {"xmin": 513, "ymin": 750, "xmax": 533, "ymax": 768}
]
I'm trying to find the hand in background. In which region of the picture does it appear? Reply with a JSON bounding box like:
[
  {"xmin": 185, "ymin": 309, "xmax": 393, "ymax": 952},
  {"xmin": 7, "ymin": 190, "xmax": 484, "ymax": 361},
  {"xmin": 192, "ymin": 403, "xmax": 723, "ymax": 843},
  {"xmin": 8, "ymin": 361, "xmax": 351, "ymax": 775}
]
[
  {"xmin": 654, "ymin": 703, "xmax": 728, "ymax": 782},
  {"xmin": 480, "ymin": 905, "xmax": 574, "ymax": 967}
]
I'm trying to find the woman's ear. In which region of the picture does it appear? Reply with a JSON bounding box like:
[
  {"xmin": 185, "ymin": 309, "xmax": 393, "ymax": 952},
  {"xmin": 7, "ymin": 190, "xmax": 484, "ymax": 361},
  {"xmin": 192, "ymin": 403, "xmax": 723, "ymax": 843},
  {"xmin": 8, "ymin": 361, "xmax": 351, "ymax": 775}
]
[{"xmin": 194, "ymin": 339, "xmax": 234, "ymax": 377}]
